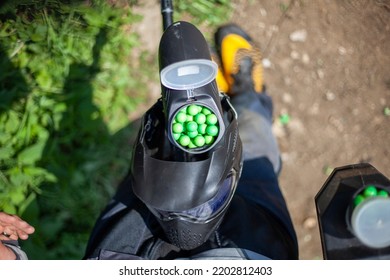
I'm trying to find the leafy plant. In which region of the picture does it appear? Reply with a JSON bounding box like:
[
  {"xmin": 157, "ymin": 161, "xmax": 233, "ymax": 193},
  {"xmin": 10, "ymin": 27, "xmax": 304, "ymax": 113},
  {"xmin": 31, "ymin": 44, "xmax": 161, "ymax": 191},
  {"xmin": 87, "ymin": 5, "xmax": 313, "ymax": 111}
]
[
  {"xmin": 0, "ymin": 0, "xmax": 146, "ymax": 259},
  {"xmin": 174, "ymin": 0, "xmax": 232, "ymax": 26},
  {"xmin": 0, "ymin": 0, "xmax": 232, "ymax": 259}
]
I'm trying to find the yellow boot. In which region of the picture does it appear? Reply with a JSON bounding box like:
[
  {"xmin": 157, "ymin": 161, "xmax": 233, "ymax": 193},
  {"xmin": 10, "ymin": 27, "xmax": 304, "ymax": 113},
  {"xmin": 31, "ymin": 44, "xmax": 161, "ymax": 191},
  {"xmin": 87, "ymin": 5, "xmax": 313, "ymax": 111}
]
[{"xmin": 215, "ymin": 24, "xmax": 264, "ymax": 95}]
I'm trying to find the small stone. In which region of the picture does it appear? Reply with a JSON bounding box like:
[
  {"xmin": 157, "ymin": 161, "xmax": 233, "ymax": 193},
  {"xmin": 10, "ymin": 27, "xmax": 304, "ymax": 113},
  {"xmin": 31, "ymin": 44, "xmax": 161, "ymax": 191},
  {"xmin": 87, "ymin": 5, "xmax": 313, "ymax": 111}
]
[
  {"xmin": 270, "ymin": 25, "xmax": 279, "ymax": 32},
  {"xmin": 289, "ymin": 29, "xmax": 307, "ymax": 42},
  {"xmin": 302, "ymin": 53, "xmax": 310, "ymax": 64},
  {"xmin": 282, "ymin": 93, "xmax": 293, "ymax": 104},
  {"xmin": 272, "ymin": 122, "xmax": 286, "ymax": 138},
  {"xmin": 338, "ymin": 46, "xmax": 347, "ymax": 55},
  {"xmin": 325, "ymin": 91, "xmax": 336, "ymax": 101},
  {"xmin": 303, "ymin": 217, "xmax": 317, "ymax": 229},
  {"xmin": 290, "ymin": 50, "xmax": 300, "ymax": 59},
  {"xmin": 262, "ymin": 58, "xmax": 272, "ymax": 68}
]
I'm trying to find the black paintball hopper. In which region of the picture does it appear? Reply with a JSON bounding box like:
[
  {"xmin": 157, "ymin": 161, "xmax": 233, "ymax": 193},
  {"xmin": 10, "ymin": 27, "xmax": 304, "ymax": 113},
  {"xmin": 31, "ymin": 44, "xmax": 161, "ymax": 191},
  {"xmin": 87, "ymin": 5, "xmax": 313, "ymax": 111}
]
[
  {"xmin": 159, "ymin": 21, "xmax": 225, "ymax": 154},
  {"xmin": 315, "ymin": 163, "xmax": 390, "ymax": 259},
  {"xmin": 131, "ymin": 21, "xmax": 242, "ymax": 250}
]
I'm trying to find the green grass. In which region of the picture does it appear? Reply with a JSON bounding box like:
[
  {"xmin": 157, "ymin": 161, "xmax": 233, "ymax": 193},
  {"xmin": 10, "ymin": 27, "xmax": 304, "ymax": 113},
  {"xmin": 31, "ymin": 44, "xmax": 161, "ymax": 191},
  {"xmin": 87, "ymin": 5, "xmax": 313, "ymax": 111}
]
[
  {"xmin": 175, "ymin": 0, "xmax": 232, "ymax": 26},
  {"xmin": 0, "ymin": 0, "xmax": 232, "ymax": 259}
]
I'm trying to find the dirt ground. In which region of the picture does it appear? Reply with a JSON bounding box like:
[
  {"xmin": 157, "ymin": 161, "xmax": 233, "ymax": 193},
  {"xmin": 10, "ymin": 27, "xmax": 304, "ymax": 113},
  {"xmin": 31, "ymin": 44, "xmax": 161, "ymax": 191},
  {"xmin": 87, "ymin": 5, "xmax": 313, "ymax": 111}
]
[{"xmin": 133, "ymin": 0, "xmax": 390, "ymax": 259}]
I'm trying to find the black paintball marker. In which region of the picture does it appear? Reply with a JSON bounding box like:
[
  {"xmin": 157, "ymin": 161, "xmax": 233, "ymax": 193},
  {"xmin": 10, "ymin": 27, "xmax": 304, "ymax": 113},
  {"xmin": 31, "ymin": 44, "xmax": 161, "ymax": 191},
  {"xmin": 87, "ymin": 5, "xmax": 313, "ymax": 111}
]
[
  {"xmin": 159, "ymin": 2, "xmax": 227, "ymax": 155},
  {"xmin": 130, "ymin": 0, "xmax": 242, "ymax": 250}
]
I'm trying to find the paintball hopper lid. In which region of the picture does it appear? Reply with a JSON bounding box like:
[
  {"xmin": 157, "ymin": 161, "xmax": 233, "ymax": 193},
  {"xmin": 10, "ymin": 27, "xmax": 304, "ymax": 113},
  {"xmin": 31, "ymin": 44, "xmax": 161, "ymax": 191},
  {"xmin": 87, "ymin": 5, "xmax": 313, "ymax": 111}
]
[
  {"xmin": 351, "ymin": 197, "xmax": 390, "ymax": 248},
  {"xmin": 160, "ymin": 59, "xmax": 218, "ymax": 90},
  {"xmin": 159, "ymin": 21, "xmax": 218, "ymax": 91}
]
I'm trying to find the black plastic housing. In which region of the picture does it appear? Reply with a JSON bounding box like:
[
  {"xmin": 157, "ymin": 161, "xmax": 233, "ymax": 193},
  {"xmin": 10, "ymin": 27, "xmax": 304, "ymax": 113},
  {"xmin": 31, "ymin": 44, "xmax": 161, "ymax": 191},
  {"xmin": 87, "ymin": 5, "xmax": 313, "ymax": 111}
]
[
  {"xmin": 158, "ymin": 21, "xmax": 225, "ymax": 153},
  {"xmin": 315, "ymin": 163, "xmax": 390, "ymax": 259}
]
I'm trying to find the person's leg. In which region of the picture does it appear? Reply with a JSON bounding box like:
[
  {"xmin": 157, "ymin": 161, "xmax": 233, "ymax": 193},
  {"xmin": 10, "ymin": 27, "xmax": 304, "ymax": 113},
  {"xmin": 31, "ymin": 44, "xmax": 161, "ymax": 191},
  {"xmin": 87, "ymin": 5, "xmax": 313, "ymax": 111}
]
[
  {"xmin": 230, "ymin": 88, "xmax": 281, "ymax": 174},
  {"xmin": 214, "ymin": 24, "xmax": 298, "ymax": 259},
  {"xmin": 214, "ymin": 24, "xmax": 280, "ymax": 174}
]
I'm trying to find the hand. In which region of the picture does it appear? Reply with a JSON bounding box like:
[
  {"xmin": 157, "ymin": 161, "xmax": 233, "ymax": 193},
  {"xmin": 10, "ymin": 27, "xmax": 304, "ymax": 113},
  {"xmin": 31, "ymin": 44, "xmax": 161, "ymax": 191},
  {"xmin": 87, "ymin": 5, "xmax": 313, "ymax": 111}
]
[
  {"xmin": 0, "ymin": 212, "xmax": 35, "ymax": 241},
  {"xmin": 0, "ymin": 212, "xmax": 34, "ymax": 260}
]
